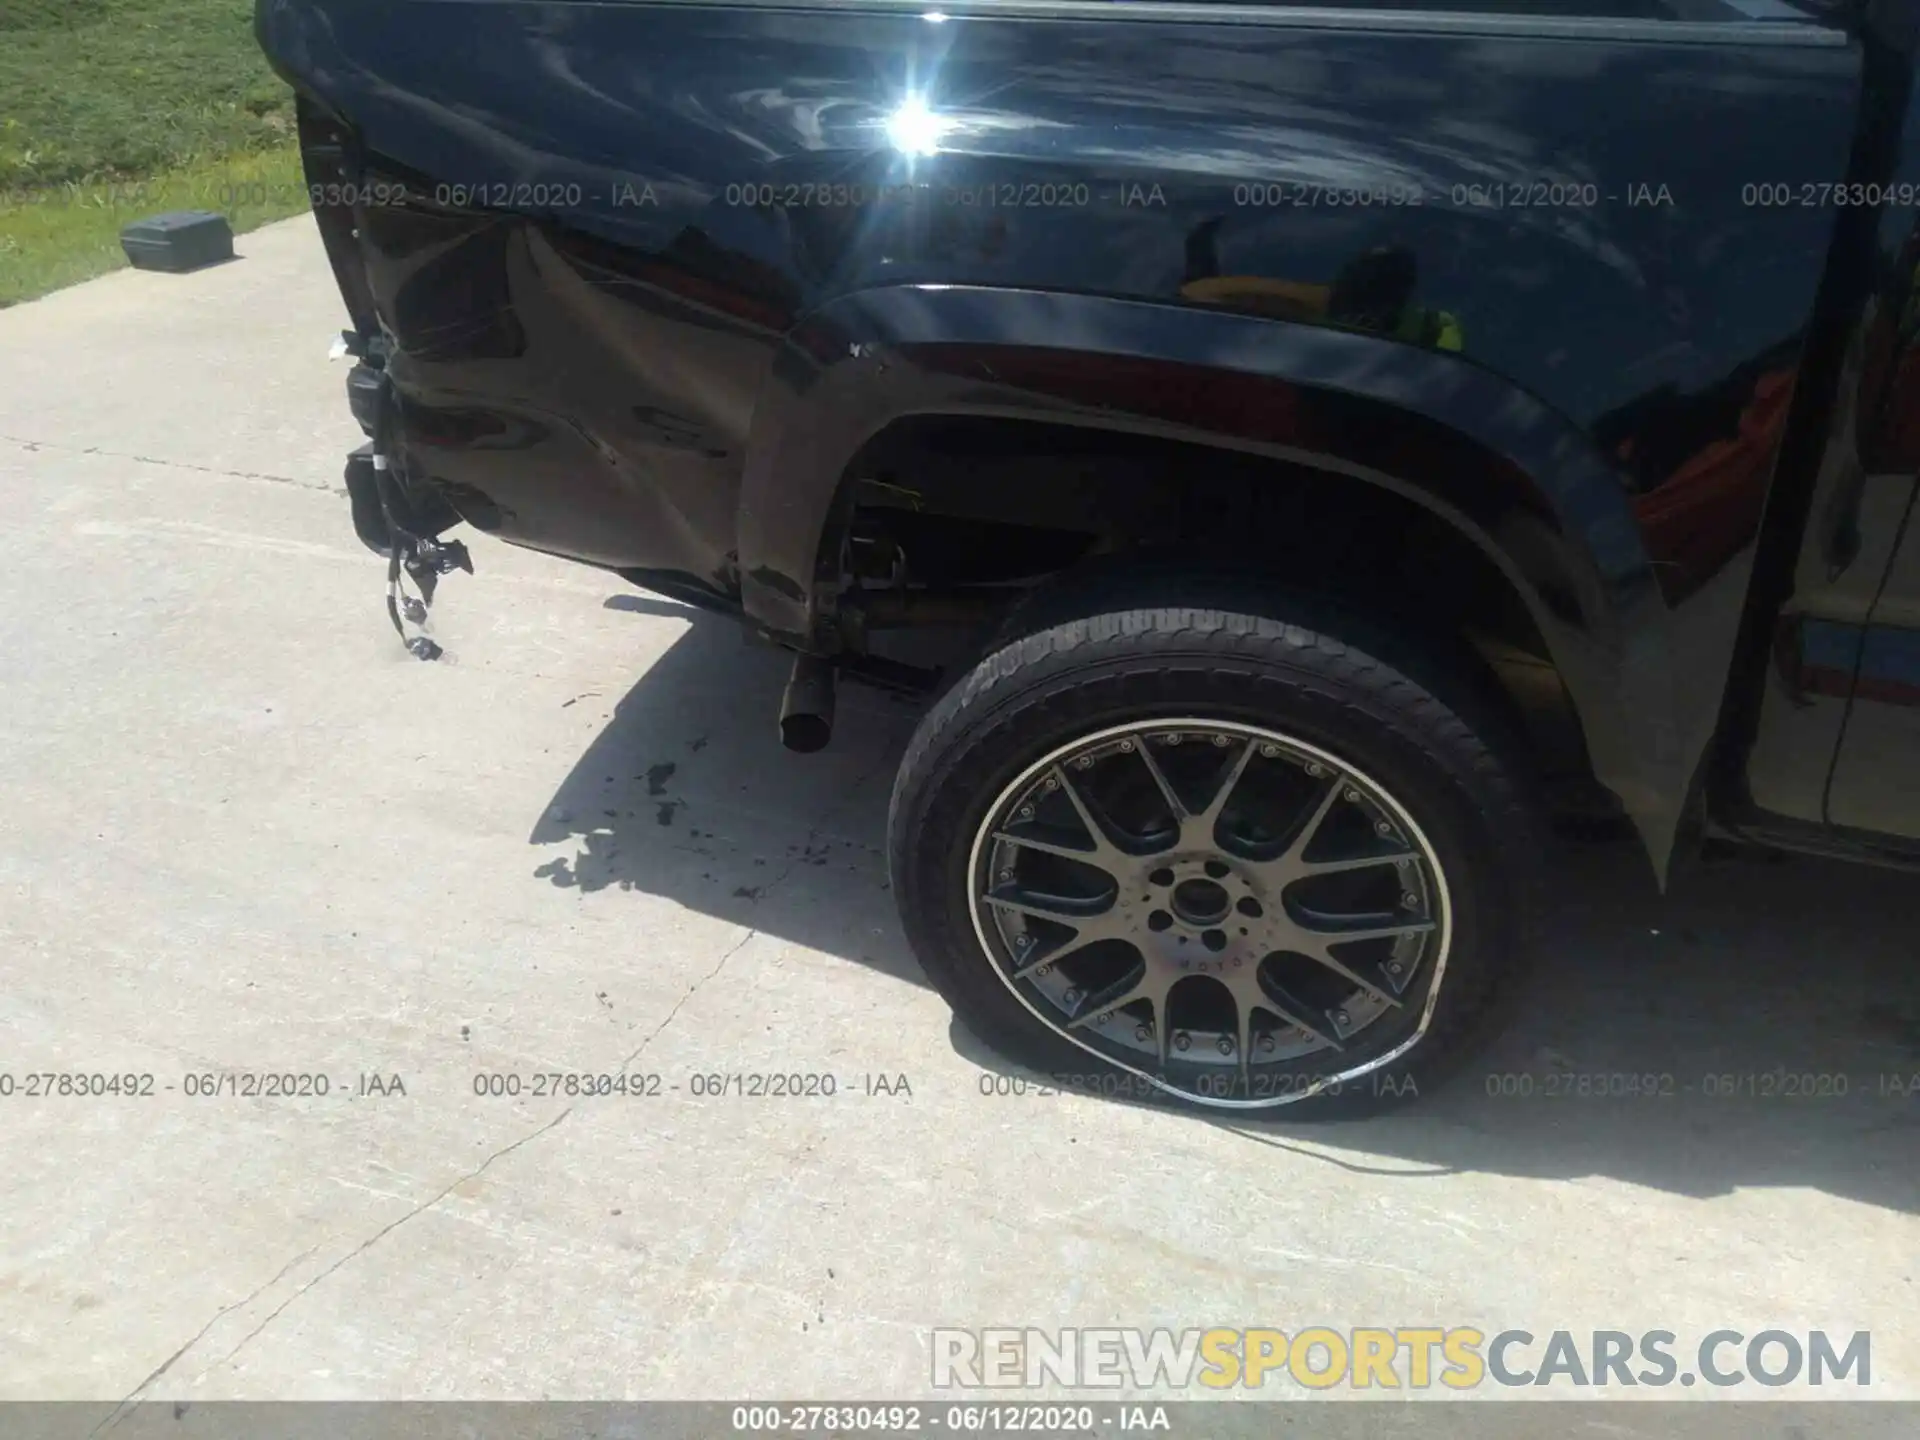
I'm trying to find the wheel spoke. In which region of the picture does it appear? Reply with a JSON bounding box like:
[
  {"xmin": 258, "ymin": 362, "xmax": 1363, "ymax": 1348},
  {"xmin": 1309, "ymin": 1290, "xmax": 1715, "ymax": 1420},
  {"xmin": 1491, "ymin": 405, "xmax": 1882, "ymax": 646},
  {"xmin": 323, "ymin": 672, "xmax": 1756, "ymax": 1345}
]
[
  {"xmin": 1242, "ymin": 769, "xmax": 1430, "ymax": 893},
  {"xmin": 1052, "ymin": 765, "xmax": 1132, "ymax": 864},
  {"xmin": 1134, "ymin": 743, "xmax": 1191, "ymax": 824},
  {"xmin": 1298, "ymin": 850, "xmax": 1414, "ymax": 876},
  {"xmin": 1283, "ymin": 777, "xmax": 1345, "ymax": 858},
  {"xmin": 980, "ymin": 886, "xmax": 1114, "ymax": 927},
  {"xmin": 1303, "ymin": 918, "xmax": 1437, "ymax": 946},
  {"xmin": 1251, "ymin": 968, "xmax": 1346, "ymax": 1052},
  {"xmin": 1008, "ymin": 919, "xmax": 1127, "ymax": 978},
  {"xmin": 1233, "ymin": 993, "xmax": 1257, "ymax": 1092},
  {"xmin": 1246, "ymin": 776, "xmax": 1359, "ymax": 880},
  {"xmin": 989, "ymin": 826, "xmax": 1118, "ymax": 871},
  {"xmin": 1294, "ymin": 942, "xmax": 1405, "ymax": 1009},
  {"xmin": 1195, "ymin": 739, "xmax": 1257, "ymax": 834},
  {"xmin": 1066, "ymin": 965, "xmax": 1162, "ymax": 1030}
]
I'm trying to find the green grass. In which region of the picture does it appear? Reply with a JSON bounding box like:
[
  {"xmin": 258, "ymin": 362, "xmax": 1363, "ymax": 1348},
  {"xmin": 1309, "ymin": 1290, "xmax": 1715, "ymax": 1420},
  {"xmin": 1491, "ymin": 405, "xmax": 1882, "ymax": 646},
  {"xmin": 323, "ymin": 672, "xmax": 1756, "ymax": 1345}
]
[
  {"xmin": 0, "ymin": 0, "xmax": 306, "ymax": 305},
  {"xmin": 0, "ymin": 147, "xmax": 310, "ymax": 306},
  {"xmin": 0, "ymin": 0, "xmax": 295, "ymax": 189}
]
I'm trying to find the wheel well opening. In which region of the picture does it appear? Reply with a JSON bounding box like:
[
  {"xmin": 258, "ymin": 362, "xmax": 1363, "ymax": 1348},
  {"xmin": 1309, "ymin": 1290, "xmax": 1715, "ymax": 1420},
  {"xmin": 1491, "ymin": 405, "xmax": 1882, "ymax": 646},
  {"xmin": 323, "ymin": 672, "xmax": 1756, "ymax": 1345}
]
[{"xmin": 833, "ymin": 414, "xmax": 1620, "ymax": 824}]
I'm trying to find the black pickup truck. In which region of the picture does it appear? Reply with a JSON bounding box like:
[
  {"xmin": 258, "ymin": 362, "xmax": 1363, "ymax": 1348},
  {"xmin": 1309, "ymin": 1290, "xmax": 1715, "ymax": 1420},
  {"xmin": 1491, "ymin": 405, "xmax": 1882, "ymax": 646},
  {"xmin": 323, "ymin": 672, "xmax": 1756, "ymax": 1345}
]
[{"xmin": 258, "ymin": 0, "xmax": 1920, "ymax": 1113}]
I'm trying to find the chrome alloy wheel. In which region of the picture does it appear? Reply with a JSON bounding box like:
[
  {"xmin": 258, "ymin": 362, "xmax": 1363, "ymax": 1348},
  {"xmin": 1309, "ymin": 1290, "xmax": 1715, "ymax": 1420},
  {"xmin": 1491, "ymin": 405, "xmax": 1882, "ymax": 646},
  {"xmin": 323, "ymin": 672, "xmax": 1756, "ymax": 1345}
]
[{"xmin": 966, "ymin": 719, "xmax": 1452, "ymax": 1108}]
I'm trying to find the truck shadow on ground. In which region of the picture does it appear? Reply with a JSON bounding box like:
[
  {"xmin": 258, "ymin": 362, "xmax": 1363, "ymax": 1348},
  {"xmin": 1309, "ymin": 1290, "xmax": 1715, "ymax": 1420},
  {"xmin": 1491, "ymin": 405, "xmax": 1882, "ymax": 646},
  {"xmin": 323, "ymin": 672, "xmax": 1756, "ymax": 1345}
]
[
  {"xmin": 537, "ymin": 603, "xmax": 1920, "ymax": 1216},
  {"xmin": 528, "ymin": 601, "xmax": 935, "ymax": 986}
]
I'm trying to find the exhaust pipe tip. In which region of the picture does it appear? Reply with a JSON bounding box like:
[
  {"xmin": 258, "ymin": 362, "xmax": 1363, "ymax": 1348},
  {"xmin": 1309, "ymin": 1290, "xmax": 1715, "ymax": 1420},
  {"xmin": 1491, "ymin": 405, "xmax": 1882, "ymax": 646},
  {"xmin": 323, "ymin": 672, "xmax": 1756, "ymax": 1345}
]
[
  {"xmin": 780, "ymin": 654, "xmax": 836, "ymax": 753},
  {"xmin": 780, "ymin": 712, "xmax": 833, "ymax": 754}
]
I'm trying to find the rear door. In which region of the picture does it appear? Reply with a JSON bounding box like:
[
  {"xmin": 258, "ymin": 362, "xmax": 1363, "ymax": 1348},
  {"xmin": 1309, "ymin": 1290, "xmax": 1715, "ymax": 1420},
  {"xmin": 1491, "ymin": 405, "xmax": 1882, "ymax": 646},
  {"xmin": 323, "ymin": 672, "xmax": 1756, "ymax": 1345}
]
[
  {"xmin": 1825, "ymin": 482, "xmax": 1920, "ymax": 838},
  {"xmin": 1821, "ymin": 181, "xmax": 1920, "ymax": 843}
]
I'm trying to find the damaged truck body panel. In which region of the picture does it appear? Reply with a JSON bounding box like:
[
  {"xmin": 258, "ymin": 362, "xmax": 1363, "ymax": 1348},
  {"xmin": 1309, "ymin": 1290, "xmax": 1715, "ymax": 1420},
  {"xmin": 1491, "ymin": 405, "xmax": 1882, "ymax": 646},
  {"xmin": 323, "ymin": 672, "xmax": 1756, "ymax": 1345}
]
[
  {"xmin": 258, "ymin": 0, "xmax": 1920, "ymax": 1112},
  {"xmin": 255, "ymin": 0, "xmax": 1877, "ymax": 873}
]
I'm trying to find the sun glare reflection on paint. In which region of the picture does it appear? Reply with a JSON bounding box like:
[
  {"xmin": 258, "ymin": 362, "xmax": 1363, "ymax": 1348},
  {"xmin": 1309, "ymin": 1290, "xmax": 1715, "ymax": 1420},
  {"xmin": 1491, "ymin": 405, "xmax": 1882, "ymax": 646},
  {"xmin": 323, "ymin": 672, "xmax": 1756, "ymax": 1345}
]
[{"xmin": 885, "ymin": 95, "xmax": 952, "ymax": 158}]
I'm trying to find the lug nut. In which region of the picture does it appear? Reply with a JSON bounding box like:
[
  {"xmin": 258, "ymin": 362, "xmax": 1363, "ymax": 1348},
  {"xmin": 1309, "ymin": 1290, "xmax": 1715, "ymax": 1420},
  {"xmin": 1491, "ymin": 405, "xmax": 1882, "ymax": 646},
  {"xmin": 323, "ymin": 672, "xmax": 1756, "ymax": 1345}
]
[
  {"xmin": 1213, "ymin": 734, "xmax": 1231, "ymax": 748},
  {"xmin": 998, "ymin": 869, "xmax": 1013, "ymax": 882},
  {"xmin": 1018, "ymin": 805, "xmax": 1034, "ymax": 819},
  {"xmin": 1332, "ymin": 1009, "xmax": 1350, "ymax": 1028},
  {"xmin": 1401, "ymin": 892, "xmax": 1419, "ymax": 909},
  {"xmin": 1375, "ymin": 820, "xmax": 1393, "ymax": 836},
  {"xmin": 1098, "ymin": 1011, "xmax": 1113, "ymax": 1024},
  {"xmin": 1259, "ymin": 1034, "xmax": 1276, "ymax": 1053},
  {"xmin": 1167, "ymin": 733, "xmax": 1183, "ymax": 745},
  {"xmin": 1386, "ymin": 961, "xmax": 1402, "ymax": 976},
  {"xmin": 1135, "ymin": 1024, "xmax": 1152, "ymax": 1041},
  {"xmin": 1174, "ymin": 1031, "xmax": 1192, "ymax": 1052},
  {"xmin": 1043, "ymin": 776, "xmax": 1058, "ymax": 792},
  {"xmin": 1119, "ymin": 740, "xmax": 1135, "ymax": 752},
  {"xmin": 1218, "ymin": 1036, "xmax": 1234, "ymax": 1055},
  {"xmin": 1305, "ymin": 761, "xmax": 1324, "ymax": 776},
  {"xmin": 1076, "ymin": 755, "xmax": 1094, "ymax": 770},
  {"xmin": 1036, "ymin": 964, "xmax": 1051, "ymax": 977},
  {"xmin": 1345, "ymin": 788, "xmax": 1362, "ymax": 804},
  {"xmin": 1062, "ymin": 987, "xmax": 1080, "ymax": 1006}
]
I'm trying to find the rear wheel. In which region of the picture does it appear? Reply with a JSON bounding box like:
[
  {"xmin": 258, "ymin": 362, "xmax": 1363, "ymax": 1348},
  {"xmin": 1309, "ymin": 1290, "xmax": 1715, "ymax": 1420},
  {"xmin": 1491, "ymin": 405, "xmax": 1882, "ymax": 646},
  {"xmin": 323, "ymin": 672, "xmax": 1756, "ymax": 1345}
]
[{"xmin": 888, "ymin": 586, "xmax": 1540, "ymax": 1115}]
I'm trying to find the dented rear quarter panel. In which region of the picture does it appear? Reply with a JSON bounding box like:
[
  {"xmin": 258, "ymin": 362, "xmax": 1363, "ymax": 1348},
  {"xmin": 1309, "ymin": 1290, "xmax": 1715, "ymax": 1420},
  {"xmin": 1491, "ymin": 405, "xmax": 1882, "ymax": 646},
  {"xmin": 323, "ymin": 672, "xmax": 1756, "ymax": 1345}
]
[{"xmin": 256, "ymin": 0, "xmax": 1873, "ymax": 870}]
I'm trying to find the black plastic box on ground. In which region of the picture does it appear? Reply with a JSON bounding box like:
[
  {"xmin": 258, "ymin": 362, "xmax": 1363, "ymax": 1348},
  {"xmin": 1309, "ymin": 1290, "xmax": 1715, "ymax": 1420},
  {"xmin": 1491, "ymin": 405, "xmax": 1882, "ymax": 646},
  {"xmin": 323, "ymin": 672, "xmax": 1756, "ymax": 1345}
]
[{"xmin": 119, "ymin": 211, "xmax": 235, "ymax": 273}]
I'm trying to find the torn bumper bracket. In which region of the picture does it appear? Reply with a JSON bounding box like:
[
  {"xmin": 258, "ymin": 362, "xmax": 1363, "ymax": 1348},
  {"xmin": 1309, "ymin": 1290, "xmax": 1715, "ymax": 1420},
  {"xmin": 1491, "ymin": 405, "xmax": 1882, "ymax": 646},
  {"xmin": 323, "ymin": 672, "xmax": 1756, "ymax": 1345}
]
[
  {"xmin": 339, "ymin": 346, "xmax": 473, "ymax": 661},
  {"xmin": 376, "ymin": 450, "xmax": 473, "ymax": 662}
]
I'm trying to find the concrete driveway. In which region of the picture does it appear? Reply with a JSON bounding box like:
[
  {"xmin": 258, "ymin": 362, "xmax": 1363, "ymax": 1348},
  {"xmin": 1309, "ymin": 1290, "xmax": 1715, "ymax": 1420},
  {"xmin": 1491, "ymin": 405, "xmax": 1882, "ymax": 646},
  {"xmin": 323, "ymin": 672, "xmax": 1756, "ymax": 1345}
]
[{"xmin": 1, "ymin": 221, "xmax": 1916, "ymax": 1418}]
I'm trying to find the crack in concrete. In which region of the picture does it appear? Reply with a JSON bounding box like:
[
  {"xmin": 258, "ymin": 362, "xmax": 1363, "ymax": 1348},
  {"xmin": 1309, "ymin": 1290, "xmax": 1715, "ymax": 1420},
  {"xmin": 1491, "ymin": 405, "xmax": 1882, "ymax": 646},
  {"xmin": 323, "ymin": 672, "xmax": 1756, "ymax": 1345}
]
[
  {"xmin": 86, "ymin": 760, "xmax": 888, "ymax": 1421},
  {"xmin": 189, "ymin": 1107, "xmax": 577, "ymax": 1383},
  {"xmin": 615, "ymin": 754, "xmax": 890, "ymax": 1069},
  {"xmin": 104, "ymin": 1107, "xmax": 576, "ymax": 1406},
  {"xmin": 619, "ymin": 926, "xmax": 759, "ymax": 1072},
  {"xmin": 614, "ymin": 757, "xmax": 887, "ymax": 1396},
  {"xmin": 88, "ymin": 1242, "xmax": 322, "ymax": 1437},
  {"xmin": 2, "ymin": 434, "xmax": 338, "ymax": 492}
]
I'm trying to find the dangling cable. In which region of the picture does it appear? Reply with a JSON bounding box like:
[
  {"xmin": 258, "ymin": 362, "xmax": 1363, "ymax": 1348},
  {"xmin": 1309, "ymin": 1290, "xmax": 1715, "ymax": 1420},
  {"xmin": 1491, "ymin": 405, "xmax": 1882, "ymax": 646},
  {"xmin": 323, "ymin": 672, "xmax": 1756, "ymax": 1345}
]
[{"xmin": 370, "ymin": 388, "xmax": 470, "ymax": 661}]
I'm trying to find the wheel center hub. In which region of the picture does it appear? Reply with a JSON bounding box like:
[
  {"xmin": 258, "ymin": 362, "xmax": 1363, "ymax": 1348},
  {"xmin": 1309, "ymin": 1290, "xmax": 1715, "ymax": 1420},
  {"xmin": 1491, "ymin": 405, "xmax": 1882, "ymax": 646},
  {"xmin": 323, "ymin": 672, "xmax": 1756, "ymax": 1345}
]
[{"xmin": 1169, "ymin": 877, "xmax": 1230, "ymax": 927}]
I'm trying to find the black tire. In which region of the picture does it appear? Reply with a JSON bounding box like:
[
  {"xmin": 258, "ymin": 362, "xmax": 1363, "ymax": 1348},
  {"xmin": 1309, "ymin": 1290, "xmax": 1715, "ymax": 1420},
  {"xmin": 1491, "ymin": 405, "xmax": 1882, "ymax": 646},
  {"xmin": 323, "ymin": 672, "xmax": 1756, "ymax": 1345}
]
[{"xmin": 887, "ymin": 578, "xmax": 1543, "ymax": 1117}]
